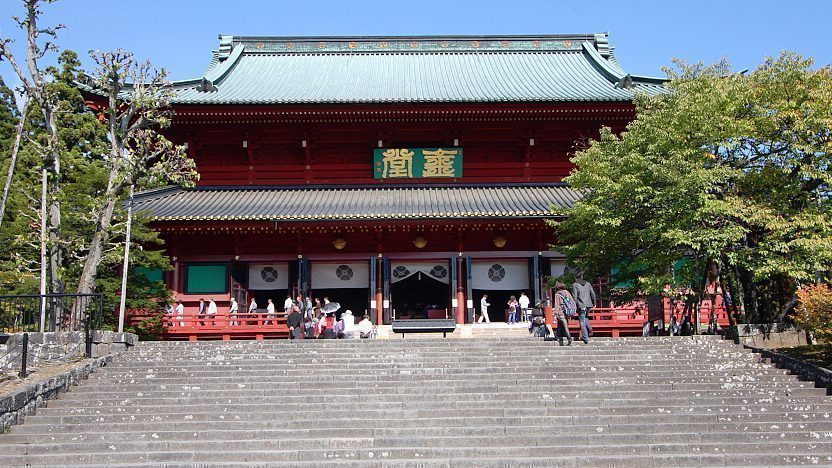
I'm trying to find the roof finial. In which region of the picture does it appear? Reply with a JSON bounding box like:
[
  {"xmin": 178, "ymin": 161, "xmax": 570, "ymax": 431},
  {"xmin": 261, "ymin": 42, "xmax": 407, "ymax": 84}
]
[{"xmin": 218, "ymin": 35, "xmax": 234, "ymax": 61}]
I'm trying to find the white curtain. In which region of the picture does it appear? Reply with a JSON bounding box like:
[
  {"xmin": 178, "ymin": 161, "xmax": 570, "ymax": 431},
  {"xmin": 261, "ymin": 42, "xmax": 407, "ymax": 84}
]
[
  {"xmin": 249, "ymin": 263, "xmax": 289, "ymax": 290},
  {"xmin": 391, "ymin": 262, "xmax": 450, "ymax": 284},
  {"xmin": 471, "ymin": 260, "xmax": 529, "ymax": 290},
  {"xmin": 311, "ymin": 262, "xmax": 369, "ymax": 289}
]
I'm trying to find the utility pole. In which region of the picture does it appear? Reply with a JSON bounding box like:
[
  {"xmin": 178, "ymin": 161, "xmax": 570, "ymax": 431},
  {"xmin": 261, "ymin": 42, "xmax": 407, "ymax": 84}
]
[
  {"xmin": 117, "ymin": 185, "xmax": 134, "ymax": 333},
  {"xmin": 39, "ymin": 167, "xmax": 47, "ymax": 332}
]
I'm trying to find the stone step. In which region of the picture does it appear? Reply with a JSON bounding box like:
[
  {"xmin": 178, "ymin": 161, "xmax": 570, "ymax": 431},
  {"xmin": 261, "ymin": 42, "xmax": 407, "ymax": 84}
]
[
  {"xmin": 97, "ymin": 360, "xmax": 770, "ymax": 372},
  {"xmin": 1, "ymin": 444, "xmax": 830, "ymax": 467},
  {"xmin": 38, "ymin": 397, "xmax": 832, "ymax": 419},
  {"xmin": 21, "ymin": 408, "xmax": 832, "ymax": 427},
  {"xmin": 3, "ymin": 334, "xmax": 827, "ymax": 466},
  {"xmin": 85, "ymin": 366, "xmax": 794, "ymax": 381},
  {"xmin": 11, "ymin": 417, "xmax": 832, "ymax": 435},
  {"xmin": 43, "ymin": 395, "xmax": 830, "ymax": 414},
  {"xmin": 73, "ymin": 375, "xmax": 807, "ymax": 393},
  {"xmin": 4, "ymin": 426, "xmax": 830, "ymax": 446},
  {"xmin": 51, "ymin": 383, "xmax": 818, "ymax": 403},
  {"xmin": 45, "ymin": 387, "xmax": 828, "ymax": 410},
  {"xmin": 2, "ymin": 438, "xmax": 832, "ymax": 460}
]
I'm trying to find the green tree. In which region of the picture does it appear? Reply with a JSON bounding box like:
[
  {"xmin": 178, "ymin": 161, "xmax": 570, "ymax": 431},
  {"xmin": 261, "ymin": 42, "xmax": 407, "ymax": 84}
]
[{"xmin": 554, "ymin": 52, "xmax": 832, "ymax": 325}]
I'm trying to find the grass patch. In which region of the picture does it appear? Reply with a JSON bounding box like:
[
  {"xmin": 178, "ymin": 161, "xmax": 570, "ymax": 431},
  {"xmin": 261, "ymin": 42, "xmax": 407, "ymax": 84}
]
[{"xmin": 775, "ymin": 344, "xmax": 832, "ymax": 370}]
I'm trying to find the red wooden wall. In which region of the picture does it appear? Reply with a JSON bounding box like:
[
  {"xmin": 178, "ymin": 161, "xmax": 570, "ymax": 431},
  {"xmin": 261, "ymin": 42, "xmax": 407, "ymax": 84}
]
[{"xmin": 166, "ymin": 102, "xmax": 634, "ymax": 186}]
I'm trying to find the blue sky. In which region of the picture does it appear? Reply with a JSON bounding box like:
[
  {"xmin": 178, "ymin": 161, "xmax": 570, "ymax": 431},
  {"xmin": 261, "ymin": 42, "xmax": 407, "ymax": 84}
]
[{"xmin": 1, "ymin": 0, "xmax": 830, "ymax": 86}]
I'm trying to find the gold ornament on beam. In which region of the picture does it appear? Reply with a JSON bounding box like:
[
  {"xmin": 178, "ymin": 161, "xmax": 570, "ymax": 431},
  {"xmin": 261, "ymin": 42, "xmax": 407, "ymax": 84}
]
[
  {"xmin": 413, "ymin": 235, "xmax": 428, "ymax": 249},
  {"xmin": 493, "ymin": 235, "xmax": 507, "ymax": 248},
  {"xmin": 333, "ymin": 237, "xmax": 347, "ymax": 250}
]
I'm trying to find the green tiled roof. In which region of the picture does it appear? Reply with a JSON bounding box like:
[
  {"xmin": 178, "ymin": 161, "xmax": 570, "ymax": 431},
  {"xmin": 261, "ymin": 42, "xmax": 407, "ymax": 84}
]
[
  {"xmin": 169, "ymin": 34, "xmax": 666, "ymax": 104},
  {"xmin": 133, "ymin": 184, "xmax": 580, "ymax": 222}
]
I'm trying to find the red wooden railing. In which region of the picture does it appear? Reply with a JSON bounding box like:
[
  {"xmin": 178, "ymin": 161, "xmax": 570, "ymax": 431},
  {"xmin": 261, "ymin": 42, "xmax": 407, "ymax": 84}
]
[{"xmin": 164, "ymin": 313, "xmax": 289, "ymax": 341}]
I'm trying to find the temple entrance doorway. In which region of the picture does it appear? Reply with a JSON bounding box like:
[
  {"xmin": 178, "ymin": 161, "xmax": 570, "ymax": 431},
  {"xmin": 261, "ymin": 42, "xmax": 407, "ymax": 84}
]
[
  {"xmin": 390, "ymin": 261, "xmax": 451, "ymax": 320},
  {"xmin": 247, "ymin": 263, "xmax": 291, "ymax": 314},
  {"xmin": 470, "ymin": 260, "xmax": 531, "ymax": 323},
  {"xmin": 310, "ymin": 262, "xmax": 371, "ymax": 320}
]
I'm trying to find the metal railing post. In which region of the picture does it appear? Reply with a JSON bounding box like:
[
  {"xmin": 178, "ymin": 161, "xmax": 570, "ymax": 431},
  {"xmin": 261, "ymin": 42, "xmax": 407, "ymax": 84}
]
[
  {"xmin": 19, "ymin": 333, "xmax": 28, "ymax": 378},
  {"xmin": 85, "ymin": 307, "xmax": 92, "ymax": 358}
]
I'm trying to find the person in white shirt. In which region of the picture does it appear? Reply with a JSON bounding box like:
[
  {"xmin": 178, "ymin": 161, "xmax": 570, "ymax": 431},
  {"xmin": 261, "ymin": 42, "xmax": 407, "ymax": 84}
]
[
  {"xmin": 229, "ymin": 297, "xmax": 239, "ymax": 325},
  {"xmin": 174, "ymin": 300, "xmax": 185, "ymax": 327},
  {"xmin": 358, "ymin": 315, "xmax": 373, "ymax": 339},
  {"xmin": 478, "ymin": 294, "xmax": 491, "ymax": 323},
  {"xmin": 207, "ymin": 298, "xmax": 217, "ymax": 326},
  {"xmin": 283, "ymin": 295, "xmax": 294, "ymax": 315},
  {"xmin": 341, "ymin": 310, "xmax": 356, "ymax": 339},
  {"xmin": 248, "ymin": 298, "xmax": 258, "ymax": 326},
  {"xmin": 265, "ymin": 298, "xmax": 275, "ymax": 325},
  {"xmin": 519, "ymin": 292, "xmax": 531, "ymax": 322}
]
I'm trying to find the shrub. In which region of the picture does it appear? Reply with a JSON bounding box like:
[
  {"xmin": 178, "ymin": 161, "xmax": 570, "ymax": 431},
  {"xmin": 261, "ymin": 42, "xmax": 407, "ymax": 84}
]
[{"xmin": 795, "ymin": 284, "xmax": 832, "ymax": 343}]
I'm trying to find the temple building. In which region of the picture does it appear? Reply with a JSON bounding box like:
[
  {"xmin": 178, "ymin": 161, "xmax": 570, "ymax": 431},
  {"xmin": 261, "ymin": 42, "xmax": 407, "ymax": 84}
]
[{"xmin": 123, "ymin": 33, "xmax": 666, "ymax": 338}]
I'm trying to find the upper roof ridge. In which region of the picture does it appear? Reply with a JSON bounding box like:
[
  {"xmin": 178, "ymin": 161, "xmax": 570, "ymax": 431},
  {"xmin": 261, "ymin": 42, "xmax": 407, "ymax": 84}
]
[{"xmin": 218, "ymin": 33, "xmax": 608, "ymax": 55}]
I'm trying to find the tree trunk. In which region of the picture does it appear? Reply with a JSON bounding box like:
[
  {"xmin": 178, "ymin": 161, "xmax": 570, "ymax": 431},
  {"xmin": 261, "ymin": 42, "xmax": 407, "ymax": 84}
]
[
  {"xmin": 75, "ymin": 192, "xmax": 120, "ymax": 296},
  {"xmin": 0, "ymin": 98, "xmax": 28, "ymax": 228},
  {"xmin": 695, "ymin": 258, "xmax": 710, "ymax": 334},
  {"xmin": 44, "ymin": 107, "xmax": 63, "ymax": 296}
]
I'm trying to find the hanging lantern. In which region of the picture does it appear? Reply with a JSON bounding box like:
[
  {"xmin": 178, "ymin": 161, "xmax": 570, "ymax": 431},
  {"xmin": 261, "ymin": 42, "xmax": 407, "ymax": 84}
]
[
  {"xmin": 413, "ymin": 235, "xmax": 428, "ymax": 249},
  {"xmin": 333, "ymin": 237, "xmax": 347, "ymax": 250},
  {"xmin": 493, "ymin": 235, "xmax": 507, "ymax": 248}
]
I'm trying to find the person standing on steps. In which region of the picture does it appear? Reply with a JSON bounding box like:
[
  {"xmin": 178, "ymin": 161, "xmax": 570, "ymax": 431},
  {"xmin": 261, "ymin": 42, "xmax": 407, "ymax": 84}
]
[
  {"xmin": 571, "ymin": 275, "xmax": 596, "ymax": 343},
  {"xmin": 553, "ymin": 282, "xmax": 574, "ymax": 346},
  {"xmin": 283, "ymin": 294, "xmax": 294, "ymax": 317},
  {"xmin": 358, "ymin": 314, "xmax": 374, "ymax": 338},
  {"xmin": 287, "ymin": 305, "xmax": 303, "ymax": 339},
  {"xmin": 341, "ymin": 309, "xmax": 356, "ymax": 339},
  {"xmin": 478, "ymin": 294, "xmax": 491, "ymax": 323},
  {"xmin": 518, "ymin": 291, "xmax": 530, "ymax": 322},
  {"xmin": 507, "ymin": 295, "xmax": 518, "ymax": 324}
]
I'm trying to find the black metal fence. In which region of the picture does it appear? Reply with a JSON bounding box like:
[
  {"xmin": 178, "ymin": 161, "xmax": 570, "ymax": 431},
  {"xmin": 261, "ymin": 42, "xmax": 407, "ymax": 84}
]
[{"xmin": 0, "ymin": 293, "xmax": 103, "ymax": 334}]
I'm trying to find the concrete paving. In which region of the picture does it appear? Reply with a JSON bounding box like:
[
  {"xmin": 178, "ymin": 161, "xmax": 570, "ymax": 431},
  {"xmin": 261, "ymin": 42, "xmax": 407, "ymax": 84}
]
[{"xmin": 1, "ymin": 336, "xmax": 831, "ymax": 466}]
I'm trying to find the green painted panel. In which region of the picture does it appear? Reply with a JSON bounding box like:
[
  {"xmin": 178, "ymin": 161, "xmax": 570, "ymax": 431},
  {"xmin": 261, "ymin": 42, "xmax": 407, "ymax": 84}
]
[
  {"xmin": 136, "ymin": 267, "xmax": 164, "ymax": 283},
  {"xmin": 186, "ymin": 264, "xmax": 228, "ymax": 294},
  {"xmin": 373, "ymin": 148, "xmax": 463, "ymax": 179}
]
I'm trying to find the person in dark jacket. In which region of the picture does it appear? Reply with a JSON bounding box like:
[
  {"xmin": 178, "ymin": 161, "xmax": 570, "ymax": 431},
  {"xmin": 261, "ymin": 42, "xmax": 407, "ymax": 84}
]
[
  {"xmin": 571, "ymin": 276, "xmax": 596, "ymax": 344},
  {"xmin": 287, "ymin": 306, "xmax": 304, "ymax": 339},
  {"xmin": 553, "ymin": 282, "xmax": 574, "ymax": 346}
]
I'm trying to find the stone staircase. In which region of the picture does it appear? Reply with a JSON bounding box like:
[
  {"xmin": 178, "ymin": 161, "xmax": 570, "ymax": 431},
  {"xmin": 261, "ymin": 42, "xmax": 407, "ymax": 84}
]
[{"xmin": 1, "ymin": 336, "xmax": 831, "ymax": 466}]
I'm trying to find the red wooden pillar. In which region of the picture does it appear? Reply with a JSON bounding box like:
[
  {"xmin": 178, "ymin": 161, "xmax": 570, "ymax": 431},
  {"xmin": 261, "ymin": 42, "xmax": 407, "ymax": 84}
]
[
  {"xmin": 544, "ymin": 285, "xmax": 554, "ymax": 327},
  {"xmin": 455, "ymin": 256, "xmax": 465, "ymax": 325},
  {"xmin": 375, "ymin": 257, "xmax": 383, "ymax": 325}
]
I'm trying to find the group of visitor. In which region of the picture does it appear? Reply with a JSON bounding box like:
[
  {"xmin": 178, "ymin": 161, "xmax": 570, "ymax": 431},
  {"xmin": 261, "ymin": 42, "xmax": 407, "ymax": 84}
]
[
  {"xmin": 166, "ymin": 294, "xmax": 375, "ymax": 339},
  {"xmin": 529, "ymin": 276, "xmax": 598, "ymax": 346},
  {"xmin": 271, "ymin": 294, "xmax": 375, "ymax": 340},
  {"xmin": 477, "ymin": 291, "xmax": 531, "ymax": 323}
]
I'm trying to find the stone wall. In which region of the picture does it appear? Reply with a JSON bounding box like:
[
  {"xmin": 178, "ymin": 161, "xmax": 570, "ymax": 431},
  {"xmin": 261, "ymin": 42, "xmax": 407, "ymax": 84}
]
[
  {"xmin": 0, "ymin": 331, "xmax": 137, "ymax": 372},
  {"xmin": 731, "ymin": 323, "xmax": 810, "ymax": 348},
  {"xmin": 748, "ymin": 346, "xmax": 832, "ymax": 394},
  {"xmin": 0, "ymin": 355, "xmax": 115, "ymax": 432}
]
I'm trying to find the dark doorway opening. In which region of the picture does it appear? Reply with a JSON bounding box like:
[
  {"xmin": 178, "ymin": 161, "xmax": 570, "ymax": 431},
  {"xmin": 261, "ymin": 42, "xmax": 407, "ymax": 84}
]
[
  {"xmin": 392, "ymin": 274, "xmax": 450, "ymax": 319},
  {"xmin": 472, "ymin": 289, "xmax": 527, "ymax": 323},
  {"xmin": 309, "ymin": 288, "xmax": 369, "ymax": 320}
]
